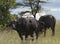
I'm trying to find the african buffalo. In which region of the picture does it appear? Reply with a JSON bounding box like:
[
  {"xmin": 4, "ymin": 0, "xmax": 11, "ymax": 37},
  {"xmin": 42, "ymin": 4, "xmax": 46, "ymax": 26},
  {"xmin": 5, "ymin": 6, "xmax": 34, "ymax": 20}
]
[
  {"xmin": 6, "ymin": 17, "xmax": 39, "ymax": 41},
  {"xmin": 38, "ymin": 15, "xmax": 56, "ymax": 36}
]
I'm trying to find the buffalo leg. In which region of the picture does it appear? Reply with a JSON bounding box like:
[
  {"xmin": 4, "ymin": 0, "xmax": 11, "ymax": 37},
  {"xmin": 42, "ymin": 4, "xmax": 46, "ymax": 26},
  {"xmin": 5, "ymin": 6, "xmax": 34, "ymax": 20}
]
[
  {"xmin": 25, "ymin": 34, "xmax": 28, "ymax": 40},
  {"xmin": 51, "ymin": 28, "xmax": 55, "ymax": 36},
  {"xmin": 30, "ymin": 34, "xmax": 34, "ymax": 41},
  {"xmin": 19, "ymin": 33, "xmax": 23, "ymax": 40},
  {"xmin": 44, "ymin": 28, "xmax": 46, "ymax": 37},
  {"xmin": 35, "ymin": 31, "xmax": 38, "ymax": 40}
]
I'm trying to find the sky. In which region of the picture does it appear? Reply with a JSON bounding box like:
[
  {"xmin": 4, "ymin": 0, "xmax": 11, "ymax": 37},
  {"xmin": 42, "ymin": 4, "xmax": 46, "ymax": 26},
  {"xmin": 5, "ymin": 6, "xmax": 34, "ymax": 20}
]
[{"xmin": 10, "ymin": 0, "xmax": 60, "ymax": 20}]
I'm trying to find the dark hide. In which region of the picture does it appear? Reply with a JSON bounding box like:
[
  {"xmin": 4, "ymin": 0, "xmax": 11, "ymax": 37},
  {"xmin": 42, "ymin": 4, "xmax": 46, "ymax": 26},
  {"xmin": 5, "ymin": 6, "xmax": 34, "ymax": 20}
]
[
  {"xmin": 38, "ymin": 15, "xmax": 56, "ymax": 36},
  {"xmin": 6, "ymin": 17, "xmax": 39, "ymax": 41}
]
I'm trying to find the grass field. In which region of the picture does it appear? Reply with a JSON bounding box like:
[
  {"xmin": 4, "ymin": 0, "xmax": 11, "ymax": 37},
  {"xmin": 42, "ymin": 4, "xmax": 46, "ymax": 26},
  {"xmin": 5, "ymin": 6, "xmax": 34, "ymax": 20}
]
[{"xmin": 0, "ymin": 21, "xmax": 60, "ymax": 44}]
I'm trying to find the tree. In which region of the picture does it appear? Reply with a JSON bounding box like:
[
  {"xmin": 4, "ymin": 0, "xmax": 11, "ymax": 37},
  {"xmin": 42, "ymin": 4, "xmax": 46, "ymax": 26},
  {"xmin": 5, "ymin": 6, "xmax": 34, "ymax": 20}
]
[
  {"xmin": 16, "ymin": 0, "xmax": 47, "ymax": 18},
  {"xmin": 10, "ymin": 14, "xmax": 17, "ymax": 21},
  {"xmin": 0, "ymin": 0, "xmax": 16, "ymax": 25}
]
